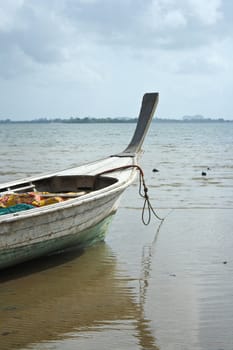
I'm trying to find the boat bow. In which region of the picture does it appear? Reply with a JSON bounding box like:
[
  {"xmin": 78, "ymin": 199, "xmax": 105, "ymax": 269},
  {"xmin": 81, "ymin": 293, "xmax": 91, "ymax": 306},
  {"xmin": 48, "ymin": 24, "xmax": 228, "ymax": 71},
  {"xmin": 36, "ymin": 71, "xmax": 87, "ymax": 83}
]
[{"xmin": 117, "ymin": 92, "xmax": 159, "ymax": 157}]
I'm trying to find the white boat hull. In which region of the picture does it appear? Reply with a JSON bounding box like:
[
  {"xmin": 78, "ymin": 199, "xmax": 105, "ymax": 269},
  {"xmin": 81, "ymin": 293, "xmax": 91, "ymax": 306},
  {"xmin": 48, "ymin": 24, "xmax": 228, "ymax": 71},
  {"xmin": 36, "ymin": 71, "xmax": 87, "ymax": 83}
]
[
  {"xmin": 0, "ymin": 214, "xmax": 115, "ymax": 270},
  {"xmin": 0, "ymin": 156, "xmax": 135, "ymax": 269},
  {"xmin": 0, "ymin": 92, "xmax": 159, "ymax": 269}
]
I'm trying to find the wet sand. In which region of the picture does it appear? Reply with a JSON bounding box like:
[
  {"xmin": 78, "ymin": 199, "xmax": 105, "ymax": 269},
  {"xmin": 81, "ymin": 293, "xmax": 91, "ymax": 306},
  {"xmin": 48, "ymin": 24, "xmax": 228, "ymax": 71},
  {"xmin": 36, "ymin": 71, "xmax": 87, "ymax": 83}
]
[{"xmin": 1, "ymin": 205, "xmax": 232, "ymax": 350}]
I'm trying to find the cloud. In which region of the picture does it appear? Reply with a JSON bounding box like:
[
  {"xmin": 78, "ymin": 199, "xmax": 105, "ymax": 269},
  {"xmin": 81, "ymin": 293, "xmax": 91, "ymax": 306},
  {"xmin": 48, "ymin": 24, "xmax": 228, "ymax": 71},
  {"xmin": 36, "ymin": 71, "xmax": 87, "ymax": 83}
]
[
  {"xmin": 0, "ymin": 0, "xmax": 24, "ymax": 31},
  {"xmin": 62, "ymin": 0, "xmax": 225, "ymax": 48},
  {"xmin": 0, "ymin": 0, "xmax": 231, "ymax": 78},
  {"xmin": 0, "ymin": 1, "xmax": 71, "ymax": 78},
  {"xmin": 188, "ymin": 0, "xmax": 222, "ymax": 25},
  {"xmin": 0, "ymin": 0, "xmax": 227, "ymax": 67},
  {"xmin": 0, "ymin": 0, "xmax": 233, "ymax": 119}
]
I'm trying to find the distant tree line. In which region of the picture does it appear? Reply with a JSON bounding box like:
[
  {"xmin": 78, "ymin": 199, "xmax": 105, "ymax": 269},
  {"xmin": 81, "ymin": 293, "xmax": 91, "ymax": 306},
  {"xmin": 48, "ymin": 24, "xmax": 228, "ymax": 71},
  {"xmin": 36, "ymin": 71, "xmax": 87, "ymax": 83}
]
[
  {"xmin": 0, "ymin": 116, "xmax": 232, "ymax": 123},
  {"xmin": 0, "ymin": 117, "xmax": 138, "ymax": 124}
]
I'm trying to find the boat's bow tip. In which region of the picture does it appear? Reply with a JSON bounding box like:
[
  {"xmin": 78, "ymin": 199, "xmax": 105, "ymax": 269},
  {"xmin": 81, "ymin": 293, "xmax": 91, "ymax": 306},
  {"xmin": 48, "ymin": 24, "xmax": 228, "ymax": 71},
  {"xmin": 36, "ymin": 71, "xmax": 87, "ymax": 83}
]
[
  {"xmin": 143, "ymin": 91, "xmax": 159, "ymax": 98},
  {"xmin": 118, "ymin": 92, "xmax": 159, "ymax": 156},
  {"xmin": 142, "ymin": 92, "xmax": 159, "ymax": 107}
]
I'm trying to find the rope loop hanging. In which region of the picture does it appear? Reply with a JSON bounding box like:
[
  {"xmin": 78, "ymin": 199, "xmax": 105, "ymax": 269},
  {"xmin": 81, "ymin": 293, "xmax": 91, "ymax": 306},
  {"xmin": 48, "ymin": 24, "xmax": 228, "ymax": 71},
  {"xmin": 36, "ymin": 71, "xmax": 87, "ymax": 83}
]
[
  {"xmin": 96, "ymin": 164, "xmax": 164, "ymax": 225},
  {"xmin": 137, "ymin": 165, "xmax": 164, "ymax": 225}
]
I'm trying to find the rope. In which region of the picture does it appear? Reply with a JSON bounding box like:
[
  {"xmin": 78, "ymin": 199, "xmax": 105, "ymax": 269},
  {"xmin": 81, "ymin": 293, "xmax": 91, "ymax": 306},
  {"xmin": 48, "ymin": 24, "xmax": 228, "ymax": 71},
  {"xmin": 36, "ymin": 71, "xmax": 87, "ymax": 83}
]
[
  {"xmin": 96, "ymin": 165, "xmax": 164, "ymax": 225},
  {"xmin": 137, "ymin": 166, "xmax": 164, "ymax": 225}
]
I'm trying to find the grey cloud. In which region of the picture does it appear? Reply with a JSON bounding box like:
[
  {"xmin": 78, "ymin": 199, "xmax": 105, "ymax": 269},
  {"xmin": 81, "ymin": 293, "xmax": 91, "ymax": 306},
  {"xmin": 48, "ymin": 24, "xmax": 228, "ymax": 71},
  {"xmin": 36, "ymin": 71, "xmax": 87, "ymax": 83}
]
[
  {"xmin": 0, "ymin": 0, "xmax": 232, "ymax": 80},
  {"xmin": 0, "ymin": 1, "xmax": 69, "ymax": 78},
  {"xmin": 62, "ymin": 0, "xmax": 227, "ymax": 49},
  {"xmin": 14, "ymin": 5, "xmax": 65, "ymax": 64}
]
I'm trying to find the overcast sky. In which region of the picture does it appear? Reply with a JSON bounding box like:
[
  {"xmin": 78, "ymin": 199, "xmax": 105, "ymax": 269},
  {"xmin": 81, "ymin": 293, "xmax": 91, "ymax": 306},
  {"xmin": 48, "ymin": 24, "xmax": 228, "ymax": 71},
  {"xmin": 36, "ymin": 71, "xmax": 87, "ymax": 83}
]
[{"xmin": 0, "ymin": 0, "xmax": 232, "ymax": 120}]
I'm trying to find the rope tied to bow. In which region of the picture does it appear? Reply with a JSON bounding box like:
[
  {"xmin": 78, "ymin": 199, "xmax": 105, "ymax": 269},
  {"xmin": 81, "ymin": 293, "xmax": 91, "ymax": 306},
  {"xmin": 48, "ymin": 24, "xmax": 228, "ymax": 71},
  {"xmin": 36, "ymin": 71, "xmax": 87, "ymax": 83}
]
[
  {"xmin": 137, "ymin": 166, "xmax": 164, "ymax": 225},
  {"xmin": 96, "ymin": 164, "xmax": 164, "ymax": 225}
]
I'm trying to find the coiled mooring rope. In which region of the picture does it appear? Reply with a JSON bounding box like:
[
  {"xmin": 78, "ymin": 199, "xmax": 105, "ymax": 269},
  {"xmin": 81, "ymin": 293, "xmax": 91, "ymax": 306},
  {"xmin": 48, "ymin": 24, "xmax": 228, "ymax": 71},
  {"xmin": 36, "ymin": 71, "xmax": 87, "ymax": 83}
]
[{"xmin": 96, "ymin": 165, "xmax": 164, "ymax": 225}]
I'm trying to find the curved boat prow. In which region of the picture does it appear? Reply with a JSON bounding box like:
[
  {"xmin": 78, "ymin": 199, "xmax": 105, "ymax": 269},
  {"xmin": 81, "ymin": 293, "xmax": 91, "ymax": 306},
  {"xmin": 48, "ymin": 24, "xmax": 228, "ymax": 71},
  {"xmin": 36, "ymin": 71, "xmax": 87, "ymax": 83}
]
[
  {"xmin": 0, "ymin": 92, "xmax": 159, "ymax": 270},
  {"xmin": 118, "ymin": 92, "xmax": 159, "ymax": 157}
]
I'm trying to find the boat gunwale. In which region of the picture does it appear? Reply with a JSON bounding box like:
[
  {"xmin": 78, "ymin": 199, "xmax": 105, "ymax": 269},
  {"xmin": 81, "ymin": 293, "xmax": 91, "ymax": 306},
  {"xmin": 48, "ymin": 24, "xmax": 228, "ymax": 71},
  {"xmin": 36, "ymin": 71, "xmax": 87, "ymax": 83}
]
[
  {"xmin": 0, "ymin": 157, "xmax": 137, "ymax": 225},
  {"xmin": 0, "ymin": 155, "xmax": 113, "ymax": 190}
]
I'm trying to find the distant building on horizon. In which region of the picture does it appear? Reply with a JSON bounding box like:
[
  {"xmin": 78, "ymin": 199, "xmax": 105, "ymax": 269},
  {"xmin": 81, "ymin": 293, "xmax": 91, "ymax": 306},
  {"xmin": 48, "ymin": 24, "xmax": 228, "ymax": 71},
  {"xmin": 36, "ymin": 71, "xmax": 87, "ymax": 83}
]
[{"xmin": 182, "ymin": 115, "xmax": 205, "ymax": 121}]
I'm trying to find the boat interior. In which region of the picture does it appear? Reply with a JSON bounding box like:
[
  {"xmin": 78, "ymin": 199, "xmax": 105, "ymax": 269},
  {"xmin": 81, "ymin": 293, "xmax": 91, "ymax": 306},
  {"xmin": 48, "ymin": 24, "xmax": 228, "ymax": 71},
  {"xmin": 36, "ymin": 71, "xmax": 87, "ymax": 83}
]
[{"xmin": 0, "ymin": 175, "xmax": 118, "ymax": 196}]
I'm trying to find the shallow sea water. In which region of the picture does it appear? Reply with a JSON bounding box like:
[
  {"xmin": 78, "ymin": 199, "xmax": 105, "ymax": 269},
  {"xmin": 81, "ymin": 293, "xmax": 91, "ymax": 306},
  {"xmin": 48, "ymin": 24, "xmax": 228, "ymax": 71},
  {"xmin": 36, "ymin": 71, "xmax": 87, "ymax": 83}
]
[{"xmin": 0, "ymin": 122, "xmax": 233, "ymax": 350}]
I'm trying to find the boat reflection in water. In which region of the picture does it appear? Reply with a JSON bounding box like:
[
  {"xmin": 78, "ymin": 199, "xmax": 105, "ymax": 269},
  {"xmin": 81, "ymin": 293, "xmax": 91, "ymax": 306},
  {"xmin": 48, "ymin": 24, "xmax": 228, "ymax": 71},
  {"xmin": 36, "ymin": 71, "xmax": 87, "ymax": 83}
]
[{"xmin": 0, "ymin": 243, "xmax": 159, "ymax": 350}]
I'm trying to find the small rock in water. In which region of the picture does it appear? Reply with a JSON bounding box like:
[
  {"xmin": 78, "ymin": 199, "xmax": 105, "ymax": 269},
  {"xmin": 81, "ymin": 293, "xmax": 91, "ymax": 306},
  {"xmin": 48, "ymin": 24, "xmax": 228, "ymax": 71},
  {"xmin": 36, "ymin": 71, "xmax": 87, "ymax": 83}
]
[
  {"xmin": 1, "ymin": 332, "xmax": 10, "ymax": 336},
  {"xmin": 201, "ymin": 171, "xmax": 207, "ymax": 176},
  {"xmin": 152, "ymin": 168, "xmax": 159, "ymax": 173},
  {"xmin": 223, "ymin": 261, "xmax": 227, "ymax": 264}
]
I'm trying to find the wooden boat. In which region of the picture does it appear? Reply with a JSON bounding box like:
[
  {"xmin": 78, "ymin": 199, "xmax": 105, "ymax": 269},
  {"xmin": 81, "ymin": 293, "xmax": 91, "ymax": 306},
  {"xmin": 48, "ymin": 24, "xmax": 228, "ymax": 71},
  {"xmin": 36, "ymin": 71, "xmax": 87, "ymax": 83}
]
[{"xmin": 0, "ymin": 93, "xmax": 159, "ymax": 269}]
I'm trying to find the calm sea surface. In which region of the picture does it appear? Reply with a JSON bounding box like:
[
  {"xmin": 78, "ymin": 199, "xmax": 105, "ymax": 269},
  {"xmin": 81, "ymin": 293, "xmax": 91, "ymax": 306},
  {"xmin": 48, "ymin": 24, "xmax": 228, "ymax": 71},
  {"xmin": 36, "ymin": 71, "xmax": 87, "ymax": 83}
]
[{"xmin": 0, "ymin": 122, "xmax": 233, "ymax": 350}]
